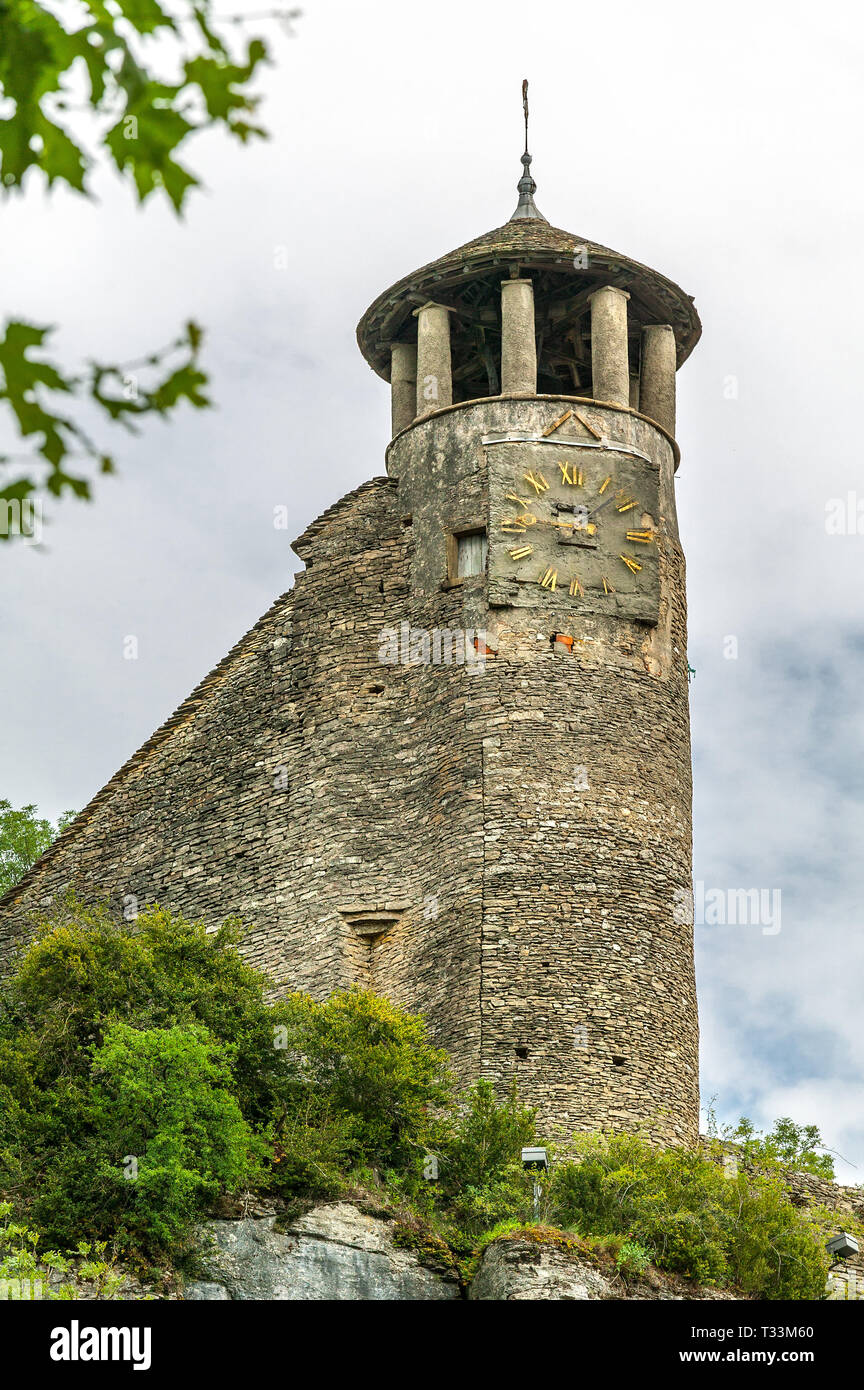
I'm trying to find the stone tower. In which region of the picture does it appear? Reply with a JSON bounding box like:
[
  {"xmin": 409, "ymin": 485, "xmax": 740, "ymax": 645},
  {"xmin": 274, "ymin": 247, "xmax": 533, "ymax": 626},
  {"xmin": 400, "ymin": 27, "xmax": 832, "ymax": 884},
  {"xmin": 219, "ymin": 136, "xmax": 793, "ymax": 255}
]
[{"xmin": 0, "ymin": 129, "xmax": 701, "ymax": 1146}]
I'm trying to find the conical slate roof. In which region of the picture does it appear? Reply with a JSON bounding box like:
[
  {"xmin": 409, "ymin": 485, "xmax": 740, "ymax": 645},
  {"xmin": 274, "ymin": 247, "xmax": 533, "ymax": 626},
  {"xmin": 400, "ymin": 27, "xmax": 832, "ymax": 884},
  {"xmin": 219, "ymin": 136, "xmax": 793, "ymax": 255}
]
[{"xmin": 356, "ymin": 188, "xmax": 700, "ymax": 386}]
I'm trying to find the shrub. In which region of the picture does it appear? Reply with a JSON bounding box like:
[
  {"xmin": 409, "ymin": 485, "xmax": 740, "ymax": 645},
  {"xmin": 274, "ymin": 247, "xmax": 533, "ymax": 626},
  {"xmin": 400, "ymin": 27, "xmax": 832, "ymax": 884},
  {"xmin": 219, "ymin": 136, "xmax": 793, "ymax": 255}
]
[
  {"xmin": 268, "ymin": 1100, "xmax": 362, "ymax": 1200},
  {"xmin": 436, "ymin": 1080, "xmax": 537, "ymax": 1238},
  {"xmin": 722, "ymin": 1115, "xmax": 835, "ymax": 1181},
  {"xmin": 270, "ymin": 988, "xmax": 453, "ymax": 1177},
  {"xmin": 549, "ymin": 1132, "xmax": 830, "ymax": 1300},
  {"xmin": 1, "ymin": 898, "xmax": 282, "ymax": 1124},
  {"xmin": 0, "ymin": 902, "xmax": 459, "ymax": 1255},
  {"xmin": 0, "ymin": 1202, "xmax": 122, "ymax": 1300},
  {"xmin": 27, "ymin": 1022, "xmax": 258, "ymax": 1253},
  {"xmin": 616, "ymin": 1240, "xmax": 651, "ymax": 1276},
  {"xmin": 444, "ymin": 1080, "xmax": 536, "ymax": 1189}
]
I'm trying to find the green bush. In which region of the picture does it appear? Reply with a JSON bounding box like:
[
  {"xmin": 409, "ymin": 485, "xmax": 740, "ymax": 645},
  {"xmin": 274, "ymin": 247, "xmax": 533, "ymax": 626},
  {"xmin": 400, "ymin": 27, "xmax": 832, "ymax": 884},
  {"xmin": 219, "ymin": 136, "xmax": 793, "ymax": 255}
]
[
  {"xmin": 549, "ymin": 1132, "xmax": 831, "ymax": 1300},
  {"xmin": 1, "ymin": 898, "xmax": 283, "ymax": 1123},
  {"xmin": 0, "ymin": 1202, "xmax": 122, "ymax": 1300},
  {"xmin": 721, "ymin": 1115, "xmax": 835, "ymax": 1180},
  {"xmin": 269, "ymin": 988, "xmax": 453, "ymax": 1181},
  {"xmin": 0, "ymin": 897, "xmax": 844, "ymax": 1299},
  {"xmin": 0, "ymin": 900, "xmax": 457, "ymax": 1254},
  {"xmin": 616, "ymin": 1239, "xmax": 651, "ymax": 1275},
  {"xmin": 436, "ymin": 1080, "xmax": 537, "ymax": 1238},
  {"xmin": 11, "ymin": 1023, "xmax": 257, "ymax": 1254},
  {"xmin": 268, "ymin": 1100, "xmax": 362, "ymax": 1201}
]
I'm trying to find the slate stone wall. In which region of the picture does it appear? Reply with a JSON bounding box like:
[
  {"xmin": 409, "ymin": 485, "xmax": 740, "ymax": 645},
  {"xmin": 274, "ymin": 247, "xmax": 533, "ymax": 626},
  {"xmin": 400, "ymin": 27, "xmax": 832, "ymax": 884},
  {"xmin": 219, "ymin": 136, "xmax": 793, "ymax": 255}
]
[
  {"xmin": 388, "ymin": 396, "xmax": 697, "ymax": 1144},
  {"xmin": 0, "ymin": 395, "xmax": 698, "ymax": 1143}
]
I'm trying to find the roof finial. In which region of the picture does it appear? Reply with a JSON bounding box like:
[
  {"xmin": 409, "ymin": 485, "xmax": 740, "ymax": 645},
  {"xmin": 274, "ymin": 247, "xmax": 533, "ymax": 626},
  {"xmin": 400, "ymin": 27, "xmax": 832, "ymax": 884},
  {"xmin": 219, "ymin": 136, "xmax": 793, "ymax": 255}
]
[{"xmin": 509, "ymin": 79, "xmax": 547, "ymax": 223}]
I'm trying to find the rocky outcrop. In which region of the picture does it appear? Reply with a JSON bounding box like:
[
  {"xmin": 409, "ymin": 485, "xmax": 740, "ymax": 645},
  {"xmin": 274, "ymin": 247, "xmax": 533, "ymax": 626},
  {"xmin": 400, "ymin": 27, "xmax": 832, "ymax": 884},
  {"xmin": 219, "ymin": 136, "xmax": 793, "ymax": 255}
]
[
  {"xmin": 182, "ymin": 1202, "xmax": 747, "ymax": 1302},
  {"xmin": 184, "ymin": 1202, "xmax": 460, "ymax": 1302},
  {"xmin": 468, "ymin": 1233, "xmax": 743, "ymax": 1301},
  {"xmin": 470, "ymin": 1236, "xmax": 609, "ymax": 1300}
]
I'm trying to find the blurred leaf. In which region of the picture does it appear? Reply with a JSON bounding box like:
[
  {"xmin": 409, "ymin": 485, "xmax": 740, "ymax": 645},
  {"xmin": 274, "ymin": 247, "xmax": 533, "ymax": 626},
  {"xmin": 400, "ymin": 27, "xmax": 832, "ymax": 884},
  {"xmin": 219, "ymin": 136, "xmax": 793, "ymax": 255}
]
[
  {"xmin": 0, "ymin": 2, "xmax": 292, "ymax": 533},
  {"xmin": 0, "ymin": 319, "xmax": 211, "ymax": 536},
  {"xmin": 1, "ymin": 1, "xmax": 271, "ymax": 210}
]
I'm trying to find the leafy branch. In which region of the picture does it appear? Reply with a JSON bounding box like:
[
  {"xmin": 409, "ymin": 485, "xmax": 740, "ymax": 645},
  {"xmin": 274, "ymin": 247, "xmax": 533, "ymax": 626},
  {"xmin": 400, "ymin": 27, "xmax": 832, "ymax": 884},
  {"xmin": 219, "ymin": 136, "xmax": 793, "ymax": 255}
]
[
  {"xmin": 0, "ymin": 318, "xmax": 209, "ymax": 528},
  {"xmin": 0, "ymin": 1, "xmax": 296, "ymax": 538},
  {"xmin": 0, "ymin": 0, "xmax": 282, "ymax": 208}
]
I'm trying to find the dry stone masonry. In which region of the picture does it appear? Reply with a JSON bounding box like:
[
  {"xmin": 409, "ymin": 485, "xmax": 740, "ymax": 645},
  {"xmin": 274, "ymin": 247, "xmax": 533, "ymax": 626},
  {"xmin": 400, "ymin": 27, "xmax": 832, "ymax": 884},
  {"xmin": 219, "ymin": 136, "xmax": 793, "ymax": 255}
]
[{"xmin": 0, "ymin": 151, "xmax": 703, "ymax": 1145}]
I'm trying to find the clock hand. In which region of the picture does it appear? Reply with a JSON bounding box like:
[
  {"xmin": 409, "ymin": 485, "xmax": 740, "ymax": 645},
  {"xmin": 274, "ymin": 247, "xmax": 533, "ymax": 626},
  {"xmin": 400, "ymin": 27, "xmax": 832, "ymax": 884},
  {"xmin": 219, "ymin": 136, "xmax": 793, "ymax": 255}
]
[{"xmin": 586, "ymin": 496, "xmax": 617, "ymax": 521}]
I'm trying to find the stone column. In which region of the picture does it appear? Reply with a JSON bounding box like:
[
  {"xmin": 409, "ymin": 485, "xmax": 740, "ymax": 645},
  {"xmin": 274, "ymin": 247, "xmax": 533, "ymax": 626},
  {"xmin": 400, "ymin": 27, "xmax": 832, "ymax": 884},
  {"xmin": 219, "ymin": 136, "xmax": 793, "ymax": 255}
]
[
  {"xmin": 640, "ymin": 324, "xmax": 677, "ymax": 436},
  {"xmin": 500, "ymin": 278, "xmax": 537, "ymax": 395},
  {"xmin": 390, "ymin": 342, "xmax": 417, "ymax": 436},
  {"xmin": 589, "ymin": 285, "xmax": 631, "ymax": 407},
  {"xmin": 414, "ymin": 302, "xmax": 453, "ymax": 418}
]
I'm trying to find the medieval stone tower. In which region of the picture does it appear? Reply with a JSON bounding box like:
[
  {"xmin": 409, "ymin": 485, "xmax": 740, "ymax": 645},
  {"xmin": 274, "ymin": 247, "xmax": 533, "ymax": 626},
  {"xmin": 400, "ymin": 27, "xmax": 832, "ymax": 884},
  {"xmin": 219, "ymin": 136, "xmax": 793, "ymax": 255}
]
[{"xmin": 0, "ymin": 127, "xmax": 701, "ymax": 1146}]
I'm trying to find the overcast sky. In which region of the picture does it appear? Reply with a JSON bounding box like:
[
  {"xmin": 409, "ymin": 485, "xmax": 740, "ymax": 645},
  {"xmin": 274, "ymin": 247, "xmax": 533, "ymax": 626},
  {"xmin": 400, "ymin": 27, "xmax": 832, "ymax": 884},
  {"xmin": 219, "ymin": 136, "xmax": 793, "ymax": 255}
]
[{"xmin": 1, "ymin": 0, "xmax": 862, "ymax": 1179}]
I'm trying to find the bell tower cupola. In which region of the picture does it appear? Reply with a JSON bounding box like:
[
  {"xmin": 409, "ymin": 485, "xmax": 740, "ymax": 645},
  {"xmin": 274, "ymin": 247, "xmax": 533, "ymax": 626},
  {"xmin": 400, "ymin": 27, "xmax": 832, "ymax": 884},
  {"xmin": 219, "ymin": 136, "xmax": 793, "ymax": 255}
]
[{"xmin": 357, "ymin": 83, "xmax": 699, "ymax": 445}]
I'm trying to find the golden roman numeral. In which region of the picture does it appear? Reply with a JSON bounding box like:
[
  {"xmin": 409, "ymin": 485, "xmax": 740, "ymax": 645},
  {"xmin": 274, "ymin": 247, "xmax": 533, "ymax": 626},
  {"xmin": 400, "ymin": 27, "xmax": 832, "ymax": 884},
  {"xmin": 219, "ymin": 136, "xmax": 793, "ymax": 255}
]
[
  {"xmin": 506, "ymin": 493, "xmax": 530, "ymax": 506},
  {"xmin": 539, "ymin": 566, "xmax": 558, "ymax": 590},
  {"xmin": 509, "ymin": 544, "xmax": 533, "ymax": 560},
  {"xmin": 569, "ymin": 576, "xmax": 584, "ymax": 597},
  {"xmin": 541, "ymin": 408, "xmax": 573, "ymax": 437},
  {"xmin": 557, "ymin": 462, "xmax": 583, "ymax": 486},
  {"xmin": 601, "ymin": 576, "xmax": 615, "ymax": 595},
  {"xmin": 615, "ymin": 492, "xmax": 638, "ymax": 513},
  {"xmin": 572, "ymin": 409, "xmax": 603, "ymax": 440},
  {"xmin": 625, "ymin": 529, "xmax": 654, "ymax": 543},
  {"xmin": 502, "ymin": 523, "xmax": 526, "ymax": 534},
  {"xmin": 598, "ymin": 475, "xmax": 612, "ymax": 494},
  {"xmin": 524, "ymin": 470, "xmax": 549, "ymax": 495},
  {"xmin": 619, "ymin": 553, "xmax": 642, "ymax": 574}
]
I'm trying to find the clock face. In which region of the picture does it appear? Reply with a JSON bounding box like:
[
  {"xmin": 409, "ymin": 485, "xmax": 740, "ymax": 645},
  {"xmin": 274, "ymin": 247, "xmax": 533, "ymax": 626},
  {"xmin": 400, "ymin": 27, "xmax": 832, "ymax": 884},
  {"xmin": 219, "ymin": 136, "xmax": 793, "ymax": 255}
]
[{"xmin": 487, "ymin": 437, "xmax": 660, "ymax": 624}]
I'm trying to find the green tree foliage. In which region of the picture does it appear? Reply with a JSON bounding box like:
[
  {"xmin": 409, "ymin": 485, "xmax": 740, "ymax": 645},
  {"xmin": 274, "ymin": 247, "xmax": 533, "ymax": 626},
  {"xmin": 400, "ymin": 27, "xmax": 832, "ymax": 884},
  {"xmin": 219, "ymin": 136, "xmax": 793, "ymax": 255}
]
[
  {"xmin": 0, "ymin": 0, "xmax": 274, "ymax": 203},
  {"xmin": 0, "ymin": 797, "xmax": 75, "ymax": 894},
  {"xmin": 725, "ymin": 1115, "xmax": 835, "ymax": 1180},
  {"xmin": 436, "ymin": 1079, "xmax": 536, "ymax": 1237},
  {"xmin": 0, "ymin": 1, "xmax": 294, "ymax": 533},
  {"xmin": 0, "ymin": 899, "xmax": 454, "ymax": 1253},
  {"xmin": 0, "ymin": 319, "xmax": 210, "ymax": 531},
  {"xmin": 269, "ymin": 988, "xmax": 454, "ymax": 1189},
  {"xmin": 0, "ymin": 899, "xmax": 285, "ymax": 1115},
  {"xmin": 0, "ymin": 901, "xmax": 273, "ymax": 1249},
  {"xmin": 25, "ymin": 1023, "xmax": 256, "ymax": 1253},
  {"xmin": 78, "ymin": 1023, "xmax": 253, "ymax": 1249},
  {"xmin": 549, "ymin": 1132, "xmax": 831, "ymax": 1300},
  {"xmin": 0, "ymin": 896, "xmax": 844, "ymax": 1296}
]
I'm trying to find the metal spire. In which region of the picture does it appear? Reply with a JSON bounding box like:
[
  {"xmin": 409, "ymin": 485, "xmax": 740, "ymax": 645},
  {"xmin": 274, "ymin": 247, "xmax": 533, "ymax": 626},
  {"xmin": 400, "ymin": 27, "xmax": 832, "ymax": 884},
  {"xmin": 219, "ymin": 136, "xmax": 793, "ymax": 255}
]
[{"xmin": 509, "ymin": 79, "xmax": 547, "ymax": 222}]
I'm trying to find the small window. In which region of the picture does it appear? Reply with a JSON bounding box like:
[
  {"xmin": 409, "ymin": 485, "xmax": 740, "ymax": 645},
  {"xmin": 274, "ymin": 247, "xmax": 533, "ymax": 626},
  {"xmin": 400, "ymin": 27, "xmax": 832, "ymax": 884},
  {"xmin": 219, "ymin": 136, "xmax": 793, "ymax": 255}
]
[{"xmin": 456, "ymin": 529, "xmax": 488, "ymax": 578}]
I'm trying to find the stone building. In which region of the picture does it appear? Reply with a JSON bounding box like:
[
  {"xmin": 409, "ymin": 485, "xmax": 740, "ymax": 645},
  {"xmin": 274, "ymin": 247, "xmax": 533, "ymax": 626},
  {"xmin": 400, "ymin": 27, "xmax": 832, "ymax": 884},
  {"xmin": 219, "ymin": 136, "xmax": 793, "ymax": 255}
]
[{"xmin": 0, "ymin": 139, "xmax": 702, "ymax": 1145}]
